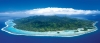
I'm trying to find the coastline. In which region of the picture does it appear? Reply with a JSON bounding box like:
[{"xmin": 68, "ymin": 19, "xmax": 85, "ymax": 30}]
[{"xmin": 1, "ymin": 20, "xmax": 98, "ymax": 37}]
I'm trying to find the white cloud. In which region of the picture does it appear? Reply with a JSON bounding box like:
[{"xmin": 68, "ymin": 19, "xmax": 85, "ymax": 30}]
[{"xmin": 0, "ymin": 7, "xmax": 100, "ymax": 17}]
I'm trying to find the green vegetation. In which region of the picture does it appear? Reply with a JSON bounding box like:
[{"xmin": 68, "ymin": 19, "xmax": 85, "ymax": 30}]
[{"xmin": 13, "ymin": 15, "xmax": 95, "ymax": 32}]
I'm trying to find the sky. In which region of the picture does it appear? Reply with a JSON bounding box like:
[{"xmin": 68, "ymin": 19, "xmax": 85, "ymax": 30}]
[{"xmin": 0, "ymin": 0, "xmax": 100, "ymax": 17}]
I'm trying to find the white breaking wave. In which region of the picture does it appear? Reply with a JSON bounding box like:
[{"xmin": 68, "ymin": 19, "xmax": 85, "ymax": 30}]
[{"xmin": 0, "ymin": 7, "xmax": 100, "ymax": 17}]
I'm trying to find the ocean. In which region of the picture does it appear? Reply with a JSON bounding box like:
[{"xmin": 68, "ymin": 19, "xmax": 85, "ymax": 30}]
[{"xmin": 0, "ymin": 15, "xmax": 100, "ymax": 43}]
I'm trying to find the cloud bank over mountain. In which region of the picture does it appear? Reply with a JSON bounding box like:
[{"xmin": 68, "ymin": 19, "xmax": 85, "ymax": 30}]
[{"xmin": 0, "ymin": 7, "xmax": 100, "ymax": 17}]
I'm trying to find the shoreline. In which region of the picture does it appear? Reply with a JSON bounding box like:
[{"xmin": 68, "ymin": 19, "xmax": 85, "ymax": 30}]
[{"xmin": 1, "ymin": 20, "xmax": 98, "ymax": 37}]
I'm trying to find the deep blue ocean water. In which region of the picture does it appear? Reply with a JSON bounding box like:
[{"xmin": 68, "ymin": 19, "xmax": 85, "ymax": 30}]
[
  {"xmin": 0, "ymin": 0, "xmax": 100, "ymax": 43},
  {"xmin": 0, "ymin": 15, "xmax": 100, "ymax": 43}
]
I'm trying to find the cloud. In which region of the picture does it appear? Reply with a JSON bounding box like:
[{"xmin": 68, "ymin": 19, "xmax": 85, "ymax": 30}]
[{"xmin": 0, "ymin": 7, "xmax": 100, "ymax": 17}]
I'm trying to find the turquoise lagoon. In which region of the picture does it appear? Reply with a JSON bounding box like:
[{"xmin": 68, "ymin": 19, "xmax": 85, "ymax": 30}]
[{"xmin": 1, "ymin": 20, "xmax": 98, "ymax": 37}]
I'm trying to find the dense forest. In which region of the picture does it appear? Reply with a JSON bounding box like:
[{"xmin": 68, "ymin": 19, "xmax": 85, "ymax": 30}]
[{"xmin": 13, "ymin": 15, "xmax": 95, "ymax": 32}]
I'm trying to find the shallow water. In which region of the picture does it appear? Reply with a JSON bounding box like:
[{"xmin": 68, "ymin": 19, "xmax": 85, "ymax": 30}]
[{"xmin": 1, "ymin": 19, "xmax": 98, "ymax": 37}]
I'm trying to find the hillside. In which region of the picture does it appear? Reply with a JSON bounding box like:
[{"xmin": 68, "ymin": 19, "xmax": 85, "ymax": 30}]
[{"xmin": 13, "ymin": 15, "xmax": 94, "ymax": 32}]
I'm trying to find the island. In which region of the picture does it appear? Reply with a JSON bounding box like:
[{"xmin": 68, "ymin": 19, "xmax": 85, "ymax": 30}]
[{"xmin": 13, "ymin": 15, "xmax": 95, "ymax": 32}]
